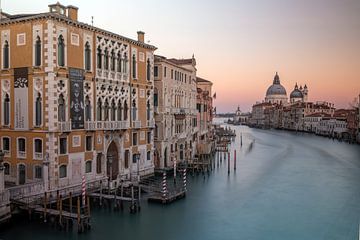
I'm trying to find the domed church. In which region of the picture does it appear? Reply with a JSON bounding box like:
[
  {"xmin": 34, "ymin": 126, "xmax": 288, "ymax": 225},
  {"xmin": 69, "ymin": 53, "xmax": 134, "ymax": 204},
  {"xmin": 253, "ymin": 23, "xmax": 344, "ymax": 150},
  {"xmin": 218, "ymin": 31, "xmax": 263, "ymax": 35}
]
[
  {"xmin": 265, "ymin": 72, "xmax": 288, "ymax": 104},
  {"xmin": 290, "ymin": 83, "xmax": 308, "ymax": 103},
  {"xmin": 264, "ymin": 72, "xmax": 309, "ymax": 105}
]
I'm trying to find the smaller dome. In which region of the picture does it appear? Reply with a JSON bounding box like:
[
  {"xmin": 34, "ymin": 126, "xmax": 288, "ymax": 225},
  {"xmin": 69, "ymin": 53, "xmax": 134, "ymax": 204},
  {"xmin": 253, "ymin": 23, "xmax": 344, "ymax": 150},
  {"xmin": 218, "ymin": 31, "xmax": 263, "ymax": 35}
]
[{"xmin": 290, "ymin": 89, "xmax": 303, "ymax": 98}]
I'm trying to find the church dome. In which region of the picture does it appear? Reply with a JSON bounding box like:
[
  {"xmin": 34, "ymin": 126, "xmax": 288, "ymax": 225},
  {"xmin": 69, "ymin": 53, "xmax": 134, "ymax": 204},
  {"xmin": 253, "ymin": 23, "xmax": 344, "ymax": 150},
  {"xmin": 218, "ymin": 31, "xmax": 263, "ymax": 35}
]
[
  {"xmin": 266, "ymin": 72, "xmax": 287, "ymax": 96},
  {"xmin": 290, "ymin": 89, "xmax": 303, "ymax": 98}
]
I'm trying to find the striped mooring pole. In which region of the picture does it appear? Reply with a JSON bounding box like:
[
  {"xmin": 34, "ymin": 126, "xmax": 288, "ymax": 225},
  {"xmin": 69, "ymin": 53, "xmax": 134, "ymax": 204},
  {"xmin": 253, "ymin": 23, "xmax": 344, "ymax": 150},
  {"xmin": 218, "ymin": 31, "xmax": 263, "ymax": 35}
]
[
  {"xmin": 162, "ymin": 172, "xmax": 167, "ymax": 199},
  {"xmin": 183, "ymin": 168, "xmax": 187, "ymax": 192},
  {"xmin": 82, "ymin": 175, "xmax": 86, "ymax": 206}
]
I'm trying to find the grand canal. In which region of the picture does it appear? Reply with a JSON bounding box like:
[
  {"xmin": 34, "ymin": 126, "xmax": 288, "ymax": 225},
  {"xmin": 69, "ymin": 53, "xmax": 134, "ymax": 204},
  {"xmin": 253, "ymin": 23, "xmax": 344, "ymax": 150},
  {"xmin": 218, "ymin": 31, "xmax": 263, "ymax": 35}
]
[{"xmin": 1, "ymin": 121, "xmax": 360, "ymax": 240}]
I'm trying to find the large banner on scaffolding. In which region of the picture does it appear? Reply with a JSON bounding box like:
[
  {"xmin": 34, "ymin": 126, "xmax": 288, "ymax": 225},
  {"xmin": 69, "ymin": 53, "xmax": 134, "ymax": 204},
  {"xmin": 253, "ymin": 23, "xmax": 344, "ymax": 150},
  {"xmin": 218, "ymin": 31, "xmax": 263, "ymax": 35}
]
[
  {"xmin": 14, "ymin": 67, "xmax": 29, "ymax": 130},
  {"xmin": 69, "ymin": 68, "xmax": 84, "ymax": 129}
]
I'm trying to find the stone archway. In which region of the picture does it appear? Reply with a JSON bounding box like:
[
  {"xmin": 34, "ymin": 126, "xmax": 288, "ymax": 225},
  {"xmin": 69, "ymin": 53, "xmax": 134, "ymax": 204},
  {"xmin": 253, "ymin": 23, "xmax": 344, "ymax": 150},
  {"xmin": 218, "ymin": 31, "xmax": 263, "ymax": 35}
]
[{"xmin": 106, "ymin": 141, "xmax": 119, "ymax": 180}]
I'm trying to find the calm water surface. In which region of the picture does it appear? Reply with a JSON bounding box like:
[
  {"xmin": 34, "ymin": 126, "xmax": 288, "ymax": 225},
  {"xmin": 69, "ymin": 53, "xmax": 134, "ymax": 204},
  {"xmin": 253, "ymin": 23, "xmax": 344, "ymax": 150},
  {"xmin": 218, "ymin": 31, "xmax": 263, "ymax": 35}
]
[{"xmin": 1, "ymin": 123, "xmax": 360, "ymax": 240}]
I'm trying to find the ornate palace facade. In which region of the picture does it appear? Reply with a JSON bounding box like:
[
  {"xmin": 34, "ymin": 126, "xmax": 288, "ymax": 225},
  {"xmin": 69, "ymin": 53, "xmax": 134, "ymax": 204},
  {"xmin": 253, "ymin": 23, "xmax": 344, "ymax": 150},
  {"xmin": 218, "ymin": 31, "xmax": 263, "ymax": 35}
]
[{"xmin": 0, "ymin": 2, "xmax": 156, "ymax": 190}]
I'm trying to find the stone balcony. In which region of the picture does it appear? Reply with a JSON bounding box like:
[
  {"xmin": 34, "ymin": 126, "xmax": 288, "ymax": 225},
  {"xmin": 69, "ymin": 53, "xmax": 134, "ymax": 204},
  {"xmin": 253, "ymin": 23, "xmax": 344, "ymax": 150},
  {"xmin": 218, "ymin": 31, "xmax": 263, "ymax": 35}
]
[
  {"xmin": 132, "ymin": 121, "xmax": 141, "ymax": 129},
  {"xmin": 34, "ymin": 152, "xmax": 43, "ymax": 160},
  {"xmin": 85, "ymin": 121, "xmax": 130, "ymax": 131},
  {"xmin": 58, "ymin": 121, "xmax": 71, "ymax": 132},
  {"xmin": 97, "ymin": 69, "xmax": 129, "ymax": 82},
  {"xmin": 147, "ymin": 119, "xmax": 155, "ymax": 128},
  {"xmin": 17, "ymin": 151, "xmax": 26, "ymax": 159}
]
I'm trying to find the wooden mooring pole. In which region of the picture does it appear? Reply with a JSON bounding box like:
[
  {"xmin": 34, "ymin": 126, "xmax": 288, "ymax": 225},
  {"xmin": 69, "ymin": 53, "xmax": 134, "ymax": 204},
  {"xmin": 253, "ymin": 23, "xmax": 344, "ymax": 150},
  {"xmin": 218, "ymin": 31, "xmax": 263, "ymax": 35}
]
[
  {"xmin": 227, "ymin": 151, "xmax": 230, "ymax": 175},
  {"xmin": 43, "ymin": 192, "xmax": 47, "ymax": 223},
  {"xmin": 234, "ymin": 149, "xmax": 236, "ymax": 171}
]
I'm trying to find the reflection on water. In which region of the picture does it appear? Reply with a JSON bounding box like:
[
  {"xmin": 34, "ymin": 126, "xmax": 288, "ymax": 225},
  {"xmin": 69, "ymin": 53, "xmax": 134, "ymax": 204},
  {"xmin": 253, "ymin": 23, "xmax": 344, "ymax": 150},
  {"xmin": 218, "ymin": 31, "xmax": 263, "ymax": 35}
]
[{"xmin": 1, "ymin": 120, "xmax": 360, "ymax": 240}]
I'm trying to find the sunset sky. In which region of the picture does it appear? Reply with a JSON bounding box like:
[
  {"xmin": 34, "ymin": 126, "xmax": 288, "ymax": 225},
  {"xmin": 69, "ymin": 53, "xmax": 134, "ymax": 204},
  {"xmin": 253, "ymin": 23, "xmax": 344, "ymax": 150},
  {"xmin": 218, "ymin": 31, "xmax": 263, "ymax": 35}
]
[{"xmin": 4, "ymin": 0, "xmax": 360, "ymax": 112}]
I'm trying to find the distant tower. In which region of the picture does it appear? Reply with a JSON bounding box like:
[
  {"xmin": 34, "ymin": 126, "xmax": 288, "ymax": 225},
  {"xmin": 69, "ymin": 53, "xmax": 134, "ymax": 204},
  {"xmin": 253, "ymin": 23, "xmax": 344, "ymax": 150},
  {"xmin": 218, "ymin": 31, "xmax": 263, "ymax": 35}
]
[{"xmin": 303, "ymin": 84, "xmax": 308, "ymax": 102}]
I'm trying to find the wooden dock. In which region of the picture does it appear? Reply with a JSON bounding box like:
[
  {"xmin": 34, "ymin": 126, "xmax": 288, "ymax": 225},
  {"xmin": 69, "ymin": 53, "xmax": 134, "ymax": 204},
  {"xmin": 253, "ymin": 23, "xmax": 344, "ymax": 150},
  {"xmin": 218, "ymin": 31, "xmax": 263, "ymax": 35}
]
[{"xmin": 148, "ymin": 191, "xmax": 186, "ymax": 204}]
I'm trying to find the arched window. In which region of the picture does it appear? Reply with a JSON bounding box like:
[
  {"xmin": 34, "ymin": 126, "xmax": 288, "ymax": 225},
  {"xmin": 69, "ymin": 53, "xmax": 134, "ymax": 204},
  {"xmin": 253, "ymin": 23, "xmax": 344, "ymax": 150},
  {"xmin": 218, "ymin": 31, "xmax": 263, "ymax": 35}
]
[
  {"xmin": 146, "ymin": 58, "xmax": 151, "ymax": 81},
  {"xmin": 18, "ymin": 137, "xmax": 26, "ymax": 154},
  {"xmin": 35, "ymin": 93, "xmax": 42, "ymax": 126},
  {"xmin": 34, "ymin": 165, "xmax": 42, "ymax": 179},
  {"xmin": 132, "ymin": 99, "xmax": 137, "ymax": 120},
  {"xmin": 147, "ymin": 100, "xmax": 150, "ymax": 120},
  {"xmin": 58, "ymin": 94, "xmax": 65, "ymax": 122},
  {"xmin": 104, "ymin": 48, "xmax": 109, "ymax": 70},
  {"xmin": 124, "ymin": 150, "xmax": 129, "ymax": 169},
  {"xmin": 85, "ymin": 96, "xmax": 91, "ymax": 121},
  {"xmin": 3, "ymin": 40, "xmax": 9, "ymax": 69},
  {"xmin": 111, "ymin": 99, "xmax": 116, "ymax": 121},
  {"xmin": 57, "ymin": 35, "xmax": 65, "ymax": 67},
  {"xmin": 96, "ymin": 153, "xmax": 102, "ymax": 174},
  {"xmin": 35, "ymin": 36, "xmax": 41, "ymax": 66},
  {"xmin": 123, "ymin": 101, "xmax": 128, "ymax": 120},
  {"xmin": 123, "ymin": 53, "xmax": 128, "ymax": 73},
  {"xmin": 180, "ymin": 144, "xmax": 184, "ymax": 160},
  {"xmin": 97, "ymin": 99, "xmax": 102, "ymax": 121},
  {"xmin": 97, "ymin": 46, "xmax": 102, "ymax": 69},
  {"xmin": 85, "ymin": 42, "xmax": 91, "ymax": 71},
  {"xmin": 59, "ymin": 165, "xmax": 67, "ymax": 178},
  {"xmin": 3, "ymin": 93, "xmax": 10, "ymax": 125},
  {"xmin": 110, "ymin": 50, "xmax": 115, "ymax": 71},
  {"xmin": 85, "ymin": 161, "xmax": 92, "ymax": 173},
  {"xmin": 154, "ymin": 124, "xmax": 158, "ymax": 139},
  {"xmin": 104, "ymin": 99, "xmax": 109, "ymax": 121},
  {"xmin": 154, "ymin": 88, "xmax": 158, "ymax": 107},
  {"xmin": 117, "ymin": 52, "xmax": 122, "ymax": 72},
  {"xmin": 117, "ymin": 100, "xmax": 122, "ymax": 121},
  {"xmin": 4, "ymin": 163, "xmax": 10, "ymax": 175},
  {"xmin": 34, "ymin": 139, "xmax": 43, "ymax": 156},
  {"xmin": 132, "ymin": 54, "xmax": 136, "ymax": 79}
]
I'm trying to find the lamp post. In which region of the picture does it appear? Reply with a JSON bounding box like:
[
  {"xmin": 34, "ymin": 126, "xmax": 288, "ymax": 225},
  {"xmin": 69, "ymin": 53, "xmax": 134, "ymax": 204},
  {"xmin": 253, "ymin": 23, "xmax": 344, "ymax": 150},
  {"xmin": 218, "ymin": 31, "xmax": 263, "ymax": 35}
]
[{"xmin": 0, "ymin": 150, "xmax": 5, "ymax": 192}]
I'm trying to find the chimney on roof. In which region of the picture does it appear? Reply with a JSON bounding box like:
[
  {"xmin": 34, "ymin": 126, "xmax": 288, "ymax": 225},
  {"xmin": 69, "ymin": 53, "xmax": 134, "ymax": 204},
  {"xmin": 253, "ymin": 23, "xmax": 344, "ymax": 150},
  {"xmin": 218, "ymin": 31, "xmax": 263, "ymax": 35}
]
[
  {"xmin": 137, "ymin": 31, "xmax": 145, "ymax": 43},
  {"xmin": 67, "ymin": 5, "xmax": 78, "ymax": 21}
]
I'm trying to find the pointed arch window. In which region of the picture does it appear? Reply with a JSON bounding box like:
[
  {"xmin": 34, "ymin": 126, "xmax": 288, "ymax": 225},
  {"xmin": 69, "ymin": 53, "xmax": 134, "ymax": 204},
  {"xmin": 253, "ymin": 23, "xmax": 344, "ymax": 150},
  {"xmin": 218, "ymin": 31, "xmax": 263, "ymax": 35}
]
[
  {"xmin": 85, "ymin": 42, "xmax": 91, "ymax": 71},
  {"xmin": 104, "ymin": 99, "xmax": 109, "ymax": 121},
  {"xmin": 110, "ymin": 50, "xmax": 115, "ymax": 71},
  {"xmin": 96, "ymin": 99, "xmax": 102, "ymax": 121},
  {"xmin": 117, "ymin": 52, "xmax": 122, "ymax": 72},
  {"xmin": 123, "ymin": 53, "xmax": 128, "ymax": 74},
  {"xmin": 3, "ymin": 93, "xmax": 10, "ymax": 125},
  {"xmin": 146, "ymin": 58, "xmax": 151, "ymax": 81},
  {"xmin": 35, "ymin": 36, "xmax": 41, "ymax": 67},
  {"xmin": 111, "ymin": 99, "xmax": 116, "ymax": 121},
  {"xmin": 58, "ymin": 94, "xmax": 66, "ymax": 122},
  {"xmin": 35, "ymin": 93, "xmax": 42, "ymax": 126},
  {"xmin": 97, "ymin": 46, "xmax": 102, "ymax": 69},
  {"xmin": 147, "ymin": 100, "xmax": 151, "ymax": 120},
  {"xmin": 132, "ymin": 54, "xmax": 136, "ymax": 79},
  {"xmin": 117, "ymin": 100, "xmax": 122, "ymax": 121},
  {"xmin": 123, "ymin": 101, "xmax": 128, "ymax": 120},
  {"xmin": 3, "ymin": 40, "xmax": 9, "ymax": 69},
  {"xmin": 57, "ymin": 35, "xmax": 65, "ymax": 67},
  {"xmin": 104, "ymin": 48, "xmax": 109, "ymax": 70},
  {"xmin": 85, "ymin": 96, "xmax": 91, "ymax": 121},
  {"xmin": 132, "ymin": 99, "xmax": 137, "ymax": 120}
]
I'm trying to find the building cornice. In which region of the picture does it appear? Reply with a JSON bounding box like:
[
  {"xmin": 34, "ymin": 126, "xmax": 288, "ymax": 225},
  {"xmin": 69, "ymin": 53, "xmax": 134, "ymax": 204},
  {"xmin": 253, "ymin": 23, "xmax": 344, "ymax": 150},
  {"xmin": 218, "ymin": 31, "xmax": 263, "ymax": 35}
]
[{"xmin": 0, "ymin": 12, "xmax": 157, "ymax": 51}]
